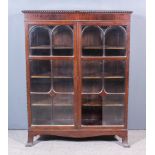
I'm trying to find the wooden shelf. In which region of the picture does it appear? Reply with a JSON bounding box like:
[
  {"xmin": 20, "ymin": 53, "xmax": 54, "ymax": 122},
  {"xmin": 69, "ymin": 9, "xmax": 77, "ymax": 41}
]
[
  {"xmin": 31, "ymin": 75, "xmax": 125, "ymax": 79},
  {"xmin": 81, "ymin": 56, "xmax": 127, "ymax": 60},
  {"xmin": 83, "ymin": 46, "xmax": 103, "ymax": 49},
  {"xmin": 53, "ymin": 104, "xmax": 73, "ymax": 107},
  {"xmin": 104, "ymin": 76, "xmax": 125, "ymax": 79},
  {"xmin": 29, "ymin": 56, "xmax": 74, "ymax": 60},
  {"xmin": 103, "ymin": 104, "xmax": 123, "ymax": 107},
  {"xmin": 31, "ymin": 75, "xmax": 72, "ymax": 79},
  {"xmin": 82, "ymin": 119, "xmax": 101, "ymax": 121},
  {"xmin": 32, "ymin": 103, "xmax": 72, "ymax": 107},
  {"xmin": 82, "ymin": 46, "xmax": 126, "ymax": 50},
  {"xmin": 53, "ymin": 76, "xmax": 73, "ymax": 79},
  {"xmin": 83, "ymin": 103, "xmax": 102, "ymax": 107},
  {"xmin": 82, "ymin": 76, "xmax": 125, "ymax": 79},
  {"xmin": 31, "ymin": 75, "xmax": 51, "ymax": 78},
  {"xmin": 32, "ymin": 104, "xmax": 51, "ymax": 107},
  {"xmin": 82, "ymin": 103, "xmax": 123, "ymax": 107},
  {"xmin": 30, "ymin": 46, "xmax": 51, "ymax": 49},
  {"xmin": 82, "ymin": 76, "xmax": 102, "ymax": 79},
  {"xmin": 53, "ymin": 46, "xmax": 73, "ymax": 49},
  {"xmin": 30, "ymin": 92, "xmax": 49, "ymax": 95},
  {"xmin": 105, "ymin": 46, "xmax": 126, "ymax": 50}
]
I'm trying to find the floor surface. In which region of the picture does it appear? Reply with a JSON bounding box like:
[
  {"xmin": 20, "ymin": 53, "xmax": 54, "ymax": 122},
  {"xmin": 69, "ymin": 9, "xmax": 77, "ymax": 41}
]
[{"xmin": 8, "ymin": 130, "xmax": 145, "ymax": 155}]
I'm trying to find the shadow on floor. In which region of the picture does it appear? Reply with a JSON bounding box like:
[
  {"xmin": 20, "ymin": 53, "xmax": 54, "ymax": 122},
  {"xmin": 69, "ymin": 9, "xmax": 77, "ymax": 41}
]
[{"xmin": 38, "ymin": 135, "xmax": 117, "ymax": 142}]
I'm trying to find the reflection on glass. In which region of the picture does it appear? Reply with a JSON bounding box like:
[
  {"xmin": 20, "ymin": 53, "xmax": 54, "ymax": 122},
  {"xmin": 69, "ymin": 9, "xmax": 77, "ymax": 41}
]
[
  {"xmin": 102, "ymin": 106, "xmax": 124, "ymax": 125},
  {"xmin": 102, "ymin": 94, "xmax": 124, "ymax": 106},
  {"xmin": 53, "ymin": 94, "xmax": 74, "ymax": 125},
  {"xmin": 31, "ymin": 94, "xmax": 52, "ymax": 125},
  {"xmin": 32, "ymin": 106, "xmax": 52, "ymax": 125},
  {"xmin": 31, "ymin": 94, "xmax": 51, "ymax": 105}
]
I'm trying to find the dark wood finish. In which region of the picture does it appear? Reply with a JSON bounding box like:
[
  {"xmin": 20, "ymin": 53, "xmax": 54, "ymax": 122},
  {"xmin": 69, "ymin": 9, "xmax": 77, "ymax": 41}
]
[{"xmin": 23, "ymin": 10, "xmax": 132, "ymax": 147}]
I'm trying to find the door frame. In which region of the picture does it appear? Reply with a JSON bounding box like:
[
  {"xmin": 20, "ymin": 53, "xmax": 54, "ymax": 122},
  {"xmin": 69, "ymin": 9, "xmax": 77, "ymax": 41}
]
[
  {"xmin": 76, "ymin": 21, "xmax": 130, "ymax": 130},
  {"xmin": 25, "ymin": 21, "xmax": 79, "ymax": 130}
]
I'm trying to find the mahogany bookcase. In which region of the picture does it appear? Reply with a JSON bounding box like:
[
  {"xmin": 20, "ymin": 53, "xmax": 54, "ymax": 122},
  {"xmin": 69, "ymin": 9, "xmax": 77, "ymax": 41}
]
[{"xmin": 22, "ymin": 10, "xmax": 132, "ymax": 147}]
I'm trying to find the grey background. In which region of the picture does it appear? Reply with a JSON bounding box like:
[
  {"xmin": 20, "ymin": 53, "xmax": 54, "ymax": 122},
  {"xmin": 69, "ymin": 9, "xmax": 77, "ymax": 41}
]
[{"xmin": 8, "ymin": 0, "xmax": 146, "ymax": 129}]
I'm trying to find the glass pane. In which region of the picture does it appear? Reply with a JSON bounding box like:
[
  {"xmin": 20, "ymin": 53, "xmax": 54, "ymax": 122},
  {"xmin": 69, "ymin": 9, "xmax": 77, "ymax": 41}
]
[
  {"xmin": 52, "ymin": 60, "xmax": 73, "ymax": 77},
  {"xmin": 102, "ymin": 94, "xmax": 124, "ymax": 125},
  {"xmin": 52, "ymin": 26, "xmax": 73, "ymax": 56},
  {"xmin": 81, "ymin": 59, "xmax": 125, "ymax": 126},
  {"xmin": 52, "ymin": 94, "xmax": 74, "ymax": 125},
  {"xmin": 52, "ymin": 60, "xmax": 74, "ymax": 93},
  {"xmin": 30, "ymin": 26, "xmax": 50, "ymax": 46},
  {"xmin": 82, "ymin": 94, "xmax": 102, "ymax": 106},
  {"xmin": 81, "ymin": 94, "xmax": 125, "ymax": 126},
  {"xmin": 31, "ymin": 94, "xmax": 51, "ymax": 105},
  {"xmin": 30, "ymin": 60, "xmax": 51, "ymax": 77},
  {"xmin": 82, "ymin": 95, "xmax": 102, "ymax": 125},
  {"xmin": 29, "ymin": 25, "xmax": 74, "ymax": 56},
  {"xmin": 82, "ymin": 79, "xmax": 102, "ymax": 93},
  {"xmin": 82, "ymin": 26, "xmax": 103, "ymax": 56},
  {"xmin": 82, "ymin": 61, "xmax": 103, "ymax": 77},
  {"xmin": 104, "ymin": 60, "xmax": 125, "ymax": 77},
  {"xmin": 31, "ymin": 94, "xmax": 52, "ymax": 125},
  {"xmin": 82, "ymin": 106, "xmax": 102, "ymax": 125},
  {"xmin": 30, "ymin": 78, "xmax": 51, "ymax": 92},
  {"xmin": 29, "ymin": 26, "xmax": 51, "ymax": 56},
  {"xmin": 105, "ymin": 26, "xmax": 126, "ymax": 56},
  {"xmin": 102, "ymin": 106, "xmax": 124, "ymax": 125},
  {"xmin": 104, "ymin": 79, "xmax": 125, "ymax": 93},
  {"xmin": 104, "ymin": 60, "xmax": 125, "ymax": 93},
  {"xmin": 32, "ymin": 106, "xmax": 52, "ymax": 125},
  {"xmin": 103, "ymin": 94, "xmax": 124, "ymax": 106},
  {"xmin": 53, "ymin": 78, "xmax": 73, "ymax": 93}
]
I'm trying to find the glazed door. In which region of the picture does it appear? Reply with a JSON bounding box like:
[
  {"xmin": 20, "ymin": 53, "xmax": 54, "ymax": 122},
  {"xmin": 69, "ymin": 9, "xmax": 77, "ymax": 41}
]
[
  {"xmin": 28, "ymin": 23, "xmax": 78, "ymax": 126},
  {"xmin": 78, "ymin": 23, "xmax": 128, "ymax": 127}
]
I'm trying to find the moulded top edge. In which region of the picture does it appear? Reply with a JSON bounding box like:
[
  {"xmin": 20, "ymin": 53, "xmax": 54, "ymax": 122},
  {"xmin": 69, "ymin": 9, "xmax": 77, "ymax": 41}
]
[{"xmin": 22, "ymin": 10, "xmax": 133, "ymax": 14}]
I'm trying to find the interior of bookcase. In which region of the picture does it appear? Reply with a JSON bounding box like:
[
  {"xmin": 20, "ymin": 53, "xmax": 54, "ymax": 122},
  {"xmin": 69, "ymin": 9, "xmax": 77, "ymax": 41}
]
[
  {"xmin": 29, "ymin": 25, "xmax": 74, "ymax": 125},
  {"xmin": 29, "ymin": 25, "xmax": 127, "ymax": 126},
  {"xmin": 81, "ymin": 25, "xmax": 126, "ymax": 125}
]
